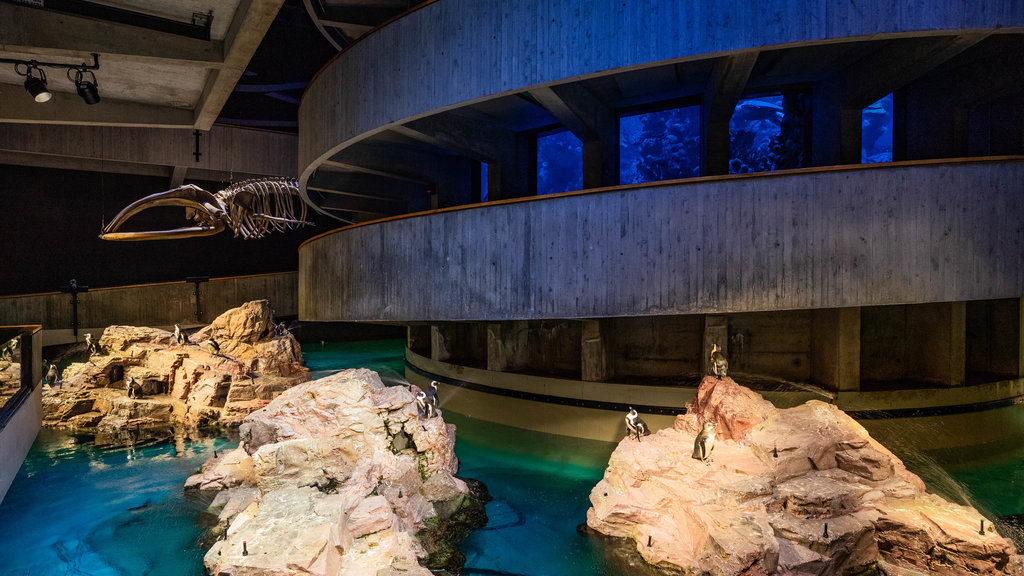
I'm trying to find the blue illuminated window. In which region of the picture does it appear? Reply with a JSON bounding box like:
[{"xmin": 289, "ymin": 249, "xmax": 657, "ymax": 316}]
[
  {"xmin": 862, "ymin": 93, "xmax": 893, "ymax": 163},
  {"xmin": 480, "ymin": 162, "xmax": 489, "ymax": 202},
  {"xmin": 729, "ymin": 93, "xmax": 809, "ymax": 174},
  {"xmin": 620, "ymin": 105, "xmax": 700, "ymax": 184},
  {"xmin": 537, "ymin": 129, "xmax": 582, "ymax": 195}
]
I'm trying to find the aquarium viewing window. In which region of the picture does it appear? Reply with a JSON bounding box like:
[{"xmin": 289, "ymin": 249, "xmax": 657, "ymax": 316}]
[
  {"xmin": 537, "ymin": 128, "xmax": 582, "ymax": 195},
  {"xmin": 862, "ymin": 93, "xmax": 894, "ymax": 163},
  {"xmin": 729, "ymin": 93, "xmax": 810, "ymax": 174},
  {"xmin": 620, "ymin": 104, "xmax": 700, "ymax": 184}
]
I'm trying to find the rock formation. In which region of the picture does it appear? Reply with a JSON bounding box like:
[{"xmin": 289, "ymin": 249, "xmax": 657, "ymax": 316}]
[
  {"xmin": 41, "ymin": 300, "xmax": 309, "ymax": 442},
  {"xmin": 187, "ymin": 368, "xmax": 487, "ymax": 576},
  {"xmin": 586, "ymin": 375, "xmax": 1023, "ymax": 576}
]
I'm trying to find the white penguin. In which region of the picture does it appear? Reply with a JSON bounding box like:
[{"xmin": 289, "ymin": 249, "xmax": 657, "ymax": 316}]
[
  {"xmin": 174, "ymin": 324, "xmax": 187, "ymax": 345},
  {"xmin": 710, "ymin": 344, "xmax": 728, "ymax": 379},
  {"xmin": 85, "ymin": 333, "xmax": 98, "ymax": 356},
  {"xmin": 46, "ymin": 363, "xmax": 59, "ymax": 386},
  {"xmin": 692, "ymin": 421, "xmax": 717, "ymax": 464},
  {"xmin": 625, "ymin": 407, "xmax": 650, "ymax": 441}
]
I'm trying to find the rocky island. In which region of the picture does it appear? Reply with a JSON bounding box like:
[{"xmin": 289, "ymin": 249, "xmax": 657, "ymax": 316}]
[
  {"xmin": 41, "ymin": 300, "xmax": 309, "ymax": 443},
  {"xmin": 585, "ymin": 375, "xmax": 1023, "ymax": 576},
  {"xmin": 186, "ymin": 368, "xmax": 487, "ymax": 576}
]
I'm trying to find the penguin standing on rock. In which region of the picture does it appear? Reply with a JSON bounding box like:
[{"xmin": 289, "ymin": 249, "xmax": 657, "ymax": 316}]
[
  {"xmin": 692, "ymin": 421, "xmax": 716, "ymax": 464},
  {"xmin": 174, "ymin": 324, "xmax": 187, "ymax": 345},
  {"xmin": 709, "ymin": 344, "xmax": 728, "ymax": 379},
  {"xmin": 426, "ymin": 381, "xmax": 439, "ymax": 409},
  {"xmin": 625, "ymin": 407, "xmax": 650, "ymax": 441},
  {"xmin": 85, "ymin": 333, "xmax": 99, "ymax": 356},
  {"xmin": 415, "ymin": 389, "xmax": 436, "ymax": 419},
  {"xmin": 204, "ymin": 339, "xmax": 221, "ymax": 355},
  {"xmin": 46, "ymin": 364, "xmax": 59, "ymax": 387},
  {"xmin": 126, "ymin": 376, "xmax": 143, "ymax": 399}
]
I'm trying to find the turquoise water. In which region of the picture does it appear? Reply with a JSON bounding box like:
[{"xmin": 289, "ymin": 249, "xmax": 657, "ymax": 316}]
[
  {"xmin": 0, "ymin": 430, "xmax": 235, "ymax": 575},
  {"xmin": 2, "ymin": 340, "xmax": 1022, "ymax": 576}
]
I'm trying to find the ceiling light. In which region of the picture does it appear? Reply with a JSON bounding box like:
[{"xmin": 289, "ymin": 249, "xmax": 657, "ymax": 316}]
[
  {"xmin": 4, "ymin": 54, "xmax": 100, "ymax": 105},
  {"xmin": 69, "ymin": 68, "xmax": 100, "ymax": 105},
  {"xmin": 23, "ymin": 66, "xmax": 51, "ymax": 103}
]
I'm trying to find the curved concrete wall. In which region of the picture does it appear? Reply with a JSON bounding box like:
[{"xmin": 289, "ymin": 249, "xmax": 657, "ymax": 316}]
[
  {"xmin": 300, "ymin": 159, "xmax": 1024, "ymax": 322},
  {"xmin": 298, "ymin": 0, "xmax": 1024, "ymax": 175}
]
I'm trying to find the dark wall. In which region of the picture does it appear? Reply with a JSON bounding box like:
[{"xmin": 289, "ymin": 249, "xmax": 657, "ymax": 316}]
[{"xmin": 0, "ymin": 165, "xmax": 329, "ymax": 295}]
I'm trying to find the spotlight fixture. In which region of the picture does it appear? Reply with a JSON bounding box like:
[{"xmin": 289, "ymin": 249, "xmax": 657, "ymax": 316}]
[
  {"xmin": 68, "ymin": 67, "xmax": 100, "ymax": 105},
  {"xmin": 4, "ymin": 53, "xmax": 101, "ymax": 105},
  {"xmin": 22, "ymin": 65, "xmax": 51, "ymax": 103}
]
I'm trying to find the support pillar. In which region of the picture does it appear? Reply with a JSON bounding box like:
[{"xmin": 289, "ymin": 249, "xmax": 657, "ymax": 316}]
[
  {"xmin": 812, "ymin": 308, "xmax": 861, "ymax": 392},
  {"xmin": 486, "ymin": 323, "xmax": 505, "ymax": 372},
  {"xmin": 430, "ymin": 325, "xmax": 451, "ymax": 363},
  {"xmin": 1018, "ymin": 296, "xmax": 1023, "ymax": 378},
  {"xmin": 581, "ymin": 320, "xmax": 614, "ymax": 382},
  {"xmin": 907, "ymin": 302, "xmax": 965, "ymax": 386}
]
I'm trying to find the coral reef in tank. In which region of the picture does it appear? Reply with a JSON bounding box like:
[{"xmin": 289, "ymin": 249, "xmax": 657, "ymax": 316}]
[
  {"xmin": 42, "ymin": 300, "xmax": 309, "ymax": 444},
  {"xmin": 187, "ymin": 368, "xmax": 488, "ymax": 575},
  {"xmin": 584, "ymin": 375, "xmax": 1023, "ymax": 576}
]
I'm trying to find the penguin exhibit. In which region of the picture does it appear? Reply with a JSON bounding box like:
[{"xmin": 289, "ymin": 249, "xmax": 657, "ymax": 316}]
[{"xmin": 1, "ymin": 1, "xmax": 1024, "ymax": 575}]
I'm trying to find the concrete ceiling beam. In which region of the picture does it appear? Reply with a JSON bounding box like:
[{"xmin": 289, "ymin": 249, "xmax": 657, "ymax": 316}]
[
  {"xmin": 837, "ymin": 32, "xmax": 991, "ymax": 110},
  {"xmin": 308, "ymin": 171, "xmax": 426, "ymax": 201},
  {"xmin": 192, "ymin": 0, "xmax": 286, "ymax": 130},
  {"xmin": 529, "ymin": 83, "xmax": 611, "ymax": 141},
  {"xmin": 0, "ymin": 3, "xmax": 223, "ymax": 67},
  {"xmin": 0, "ymin": 123, "xmax": 297, "ymax": 178},
  {"xmin": 394, "ymin": 111, "xmax": 515, "ymax": 163},
  {"xmin": 0, "ymin": 86, "xmax": 195, "ymax": 127}
]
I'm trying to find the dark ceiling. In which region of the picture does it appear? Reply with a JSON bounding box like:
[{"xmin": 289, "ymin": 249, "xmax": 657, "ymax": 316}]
[{"xmin": 216, "ymin": 0, "xmax": 339, "ymax": 132}]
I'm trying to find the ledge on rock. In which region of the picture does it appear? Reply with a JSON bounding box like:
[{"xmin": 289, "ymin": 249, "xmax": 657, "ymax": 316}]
[
  {"xmin": 586, "ymin": 375, "xmax": 1022, "ymax": 576},
  {"xmin": 189, "ymin": 368, "xmax": 487, "ymax": 576},
  {"xmin": 42, "ymin": 300, "xmax": 309, "ymax": 442}
]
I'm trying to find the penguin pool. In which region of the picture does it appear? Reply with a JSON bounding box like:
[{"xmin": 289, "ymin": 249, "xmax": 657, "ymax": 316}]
[{"xmin": 1, "ymin": 338, "xmax": 1022, "ymax": 575}]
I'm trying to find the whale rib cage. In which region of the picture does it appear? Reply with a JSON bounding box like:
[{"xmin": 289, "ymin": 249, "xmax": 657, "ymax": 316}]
[{"xmin": 99, "ymin": 178, "xmax": 314, "ymax": 241}]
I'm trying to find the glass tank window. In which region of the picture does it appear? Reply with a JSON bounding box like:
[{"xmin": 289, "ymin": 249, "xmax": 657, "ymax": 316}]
[
  {"xmin": 537, "ymin": 129, "xmax": 582, "ymax": 195},
  {"xmin": 620, "ymin": 105, "xmax": 700, "ymax": 184}
]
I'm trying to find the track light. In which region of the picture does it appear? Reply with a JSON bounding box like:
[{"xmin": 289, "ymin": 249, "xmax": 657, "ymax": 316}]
[
  {"xmin": 69, "ymin": 68, "xmax": 100, "ymax": 105},
  {"xmin": 23, "ymin": 66, "xmax": 52, "ymax": 103},
  {"xmin": 4, "ymin": 54, "xmax": 100, "ymax": 105}
]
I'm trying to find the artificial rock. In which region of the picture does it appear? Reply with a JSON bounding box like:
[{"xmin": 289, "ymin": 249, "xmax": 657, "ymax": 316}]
[
  {"xmin": 189, "ymin": 368, "xmax": 487, "ymax": 576},
  {"xmin": 41, "ymin": 300, "xmax": 309, "ymax": 439},
  {"xmin": 586, "ymin": 375, "xmax": 1021, "ymax": 576}
]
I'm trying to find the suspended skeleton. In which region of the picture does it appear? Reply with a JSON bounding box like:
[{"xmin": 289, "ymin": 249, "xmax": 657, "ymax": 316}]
[{"xmin": 99, "ymin": 178, "xmax": 313, "ymax": 241}]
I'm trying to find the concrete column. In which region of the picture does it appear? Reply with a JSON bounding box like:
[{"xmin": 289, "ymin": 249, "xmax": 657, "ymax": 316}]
[
  {"xmin": 430, "ymin": 325, "xmax": 451, "ymax": 363},
  {"xmin": 581, "ymin": 319, "xmax": 613, "ymax": 382},
  {"xmin": 701, "ymin": 315, "xmax": 729, "ymax": 376},
  {"xmin": 811, "ymin": 308, "xmax": 861, "ymax": 392},
  {"xmin": 486, "ymin": 323, "xmax": 505, "ymax": 372},
  {"xmin": 907, "ymin": 302, "xmax": 965, "ymax": 386},
  {"xmin": 1018, "ymin": 297, "xmax": 1024, "ymax": 378}
]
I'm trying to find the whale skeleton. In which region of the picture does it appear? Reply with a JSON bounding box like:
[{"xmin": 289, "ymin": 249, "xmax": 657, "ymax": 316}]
[{"xmin": 99, "ymin": 178, "xmax": 313, "ymax": 241}]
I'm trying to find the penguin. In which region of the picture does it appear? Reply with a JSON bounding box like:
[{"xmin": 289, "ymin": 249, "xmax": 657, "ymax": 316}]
[
  {"xmin": 416, "ymin": 389, "xmax": 435, "ymax": 419},
  {"xmin": 709, "ymin": 343, "xmax": 728, "ymax": 379},
  {"xmin": 174, "ymin": 324, "xmax": 187, "ymax": 345},
  {"xmin": 692, "ymin": 420, "xmax": 716, "ymax": 464},
  {"xmin": 204, "ymin": 339, "xmax": 221, "ymax": 355},
  {"xmin": 85, "ymin": 333, "xmax": 98, "ymax": 356},
  {"xmin": 126, "ymin": 376, "xmax": 143, "ymax": 399},
  {"xmin": 426, "ymin": 381, "xmax": 439, "ymax": 410},
  {"xmin": 625, "ymin": 407, "xmax": 650, "ymax": 441},
  {"xmin": 46, "ymin": 363, "xmax": 59, "ymax": 387}
]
